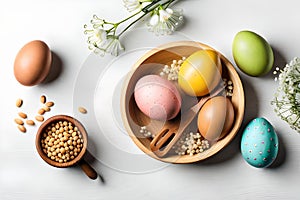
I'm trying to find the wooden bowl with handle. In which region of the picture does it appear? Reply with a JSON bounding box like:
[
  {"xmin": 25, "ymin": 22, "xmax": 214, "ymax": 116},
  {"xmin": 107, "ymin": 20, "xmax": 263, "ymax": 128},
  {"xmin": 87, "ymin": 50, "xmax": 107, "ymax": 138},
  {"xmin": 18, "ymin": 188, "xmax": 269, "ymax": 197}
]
[
  {"xmin": 35, "ymin": 115, "xmax": 98, "ymax": 179},
  {"xmin": 121, "ymin": 41, "xmax": 245, "ymax": 163}
]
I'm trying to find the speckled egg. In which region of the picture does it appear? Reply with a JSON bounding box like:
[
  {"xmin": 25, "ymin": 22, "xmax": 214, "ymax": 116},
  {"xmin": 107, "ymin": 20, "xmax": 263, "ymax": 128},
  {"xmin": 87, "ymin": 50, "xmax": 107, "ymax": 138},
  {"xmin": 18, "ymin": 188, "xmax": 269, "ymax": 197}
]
[
  {"xmin": 241, "ymin": 117, "xmax": 279, "ymax": 168},
  {"xmin": 134, "ymin": 75, "xmax": 181, "ymax": 121}
]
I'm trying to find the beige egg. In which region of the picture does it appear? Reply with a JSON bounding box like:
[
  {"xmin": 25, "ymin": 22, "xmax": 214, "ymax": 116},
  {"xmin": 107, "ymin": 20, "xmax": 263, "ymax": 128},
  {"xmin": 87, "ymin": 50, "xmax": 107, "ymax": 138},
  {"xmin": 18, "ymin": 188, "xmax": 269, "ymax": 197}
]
[
  {"xmin": 14, "ymin": 40, "xmax": 52, "ymax": 86},
  {"xmin": 197, "ymin": 96, "xmax": 235, "ymax": 141}
]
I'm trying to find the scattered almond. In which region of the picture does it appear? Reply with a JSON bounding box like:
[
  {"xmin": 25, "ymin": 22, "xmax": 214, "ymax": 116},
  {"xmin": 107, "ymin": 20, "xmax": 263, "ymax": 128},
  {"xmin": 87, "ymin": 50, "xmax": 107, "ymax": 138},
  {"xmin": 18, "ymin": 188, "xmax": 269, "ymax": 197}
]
[
  {"xmin": 18, "ymin": 125, "xmax": 26, "ymax": 133},
  {"xmin": 35, "ymin": 115, "xmax": 44, "ymax": 122},
  {"xmin": 26, "ymin": 120, "xmax": 35, "ymax": 126},
  {"xmin": 14, "ymin": 118, "xmax": 24, "ymax": 125},
  {"xmin": 16, "ymin": 98, "xmax": 23, "ymax": 107},
  {"xmin": 38, "ymin": 108, "xmax": 46, "ymax": 115},
  {"xmin": 43, "ymin": 106, "xmax": 50, "ymax": 112},
  {"xmin": 40, "ymin": 95, "xmax": 46, "ymax": 104},
  {"xmin": 45, "ymin": 101, "xmax": 54, "ymax": 107},
  {"xmin": 18, "ymin": 112, "xmax": 27, "ymax": 119},
  {"xmin": 78, "ymin": 107, "xmax": 87, "ymax": 114}
]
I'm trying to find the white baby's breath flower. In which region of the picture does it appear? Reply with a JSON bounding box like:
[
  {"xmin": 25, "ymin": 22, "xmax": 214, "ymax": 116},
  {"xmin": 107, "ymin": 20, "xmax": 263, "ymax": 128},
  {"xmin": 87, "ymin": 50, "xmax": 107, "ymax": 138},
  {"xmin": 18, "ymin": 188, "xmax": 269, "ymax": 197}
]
[
  {"xmin": 84, "ymin": 26, "xmax": 107, "ymax": 52},
  {"xmin": 84, "ymin": 1, "xmax": 184, "ymax": 57},
  {"xmin": 148, "ymin": 8, "xmax": 183, "ymax": 35},
  {"xmin": 272, "ymin": 57, "xmax": 300, "ymax": 133},
  {"xmin": 90, "ymin": 15, "xmax": 105, "ymax": 29},
  {"xmin": 123, "ymin": 0, "xmax": 143, "ymax": 12},
  {"xmin": 101, "ymin": 35, "xmax": 125, "ymax": 56},
  {"xmin": 84, "ymin": 24, "xmax": 124, "ymax": 56}
]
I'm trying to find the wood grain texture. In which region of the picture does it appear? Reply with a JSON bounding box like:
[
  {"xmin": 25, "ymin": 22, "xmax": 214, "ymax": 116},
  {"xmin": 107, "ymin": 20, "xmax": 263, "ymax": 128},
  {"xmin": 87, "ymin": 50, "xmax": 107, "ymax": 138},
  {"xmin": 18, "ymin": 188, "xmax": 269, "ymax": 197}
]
[{"xmin": 121, "ymin": 41, "xmax": 245, "ymax": 163}]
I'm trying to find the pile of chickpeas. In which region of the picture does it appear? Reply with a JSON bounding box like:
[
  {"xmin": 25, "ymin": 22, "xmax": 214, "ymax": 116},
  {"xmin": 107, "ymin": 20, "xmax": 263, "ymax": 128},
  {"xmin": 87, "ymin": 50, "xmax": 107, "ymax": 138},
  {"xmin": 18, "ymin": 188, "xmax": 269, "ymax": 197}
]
[{"xmin": 41, "ymin": 120, "xmax": 84, "ymax": 163}]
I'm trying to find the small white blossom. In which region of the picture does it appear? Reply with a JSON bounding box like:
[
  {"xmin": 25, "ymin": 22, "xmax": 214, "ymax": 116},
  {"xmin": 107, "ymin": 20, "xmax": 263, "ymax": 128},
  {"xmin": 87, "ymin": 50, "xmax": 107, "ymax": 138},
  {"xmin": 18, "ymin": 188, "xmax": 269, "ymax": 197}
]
[
  {"xmin": 84, "ymin": 1, "xmax": 184, "ymax": 56},
  {"xmin": 148, "ymin": 8, "xmax": 183, "ymax": 35},
  {"xmin": 84, "ymin": 25, "xmax": 124, "ymax": 56},
  {"xmin": 272, "ymin": 57, "xmax": 300, "ymax": 133},
  {"xmin": 101, "ymin": 36, "xmax": 125, "ymax": 56},
  {"xmin": 123, "ymin": 0, "xmax": 143, "ymax": 12},
  {"xmin": 90, "ymin": 15, "xmax": 105, "ymax": 29},
  {"xmin": 84, "ymin": 27, "xmax": 107, "ymax": 51}
]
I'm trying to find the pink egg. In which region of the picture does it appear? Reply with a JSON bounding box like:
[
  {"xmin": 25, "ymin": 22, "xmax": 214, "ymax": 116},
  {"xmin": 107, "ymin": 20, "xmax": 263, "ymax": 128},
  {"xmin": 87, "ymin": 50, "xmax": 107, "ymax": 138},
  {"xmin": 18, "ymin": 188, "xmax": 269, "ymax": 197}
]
[{"xmin": 134, "ymin": 75, "xmax": 181, "ymax": 121}]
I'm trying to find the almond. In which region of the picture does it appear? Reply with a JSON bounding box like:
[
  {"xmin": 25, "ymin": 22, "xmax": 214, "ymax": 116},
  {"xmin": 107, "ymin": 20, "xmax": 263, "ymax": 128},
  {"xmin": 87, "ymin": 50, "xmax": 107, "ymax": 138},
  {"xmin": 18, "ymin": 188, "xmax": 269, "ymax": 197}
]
[
  {"xmin": 18, "ymin": 112, "xmax": 27, "ymax": 119},
  {"xmin": 46, "ymin": 101, "xmax": 54, "ymax": 107},
  {"xmin": 40, "ymin": 95, "xmax": 46, "ymax": 104},
  {"xmin": 78, "ymin": 107, "xmax": 87, "ymax": 114},
  {"xmin": 38, "ymin": 108, "xmax": 46, "ymax": 115},
  {"xmin": 14, "ymin": 118, "xmax": 24, "ymax": 125},
  {"xmin": 16, "ymin": 98, "xmax": 23, "ymax": 107},
  {"xmin": 18, "ymin": 125, "xmax": 26, "ymax": 133},
  {"xmin": 35, "ymin": 115, "xmax": 44, "ymax": 122},
  {"xmin": 26, "ymin": 120, "xmax": 35, "ymax": 126}
]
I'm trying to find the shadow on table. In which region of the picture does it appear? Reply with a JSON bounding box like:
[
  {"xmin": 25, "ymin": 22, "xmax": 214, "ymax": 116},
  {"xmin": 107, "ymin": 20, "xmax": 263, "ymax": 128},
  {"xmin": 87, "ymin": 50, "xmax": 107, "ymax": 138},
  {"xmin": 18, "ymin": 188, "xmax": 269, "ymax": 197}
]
[
  {"xmin": 66, "ymin": 136, "xmax": 106, "ymax": 183},
  {"xmin": 84, "ymin": 137, "xmax": 106, "ymax": 184},
  {"xmin": 260, "ymin": 45, "xmax": 287, "ymax": 80},
  {"xmin": 268, "ymin": 131, "xmax": 287, "ymax": 169},
  {"xmin": 42, "ymin": 51, "xmax": 63, "ymax": 84}
]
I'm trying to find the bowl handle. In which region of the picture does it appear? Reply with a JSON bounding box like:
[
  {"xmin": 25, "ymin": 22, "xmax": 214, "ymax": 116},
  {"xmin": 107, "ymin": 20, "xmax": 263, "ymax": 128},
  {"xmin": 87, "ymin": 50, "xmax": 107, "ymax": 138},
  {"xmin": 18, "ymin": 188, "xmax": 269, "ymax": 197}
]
[{"xmin": 78, "ymin": 159, "xmax": 98, "ymax": 180}]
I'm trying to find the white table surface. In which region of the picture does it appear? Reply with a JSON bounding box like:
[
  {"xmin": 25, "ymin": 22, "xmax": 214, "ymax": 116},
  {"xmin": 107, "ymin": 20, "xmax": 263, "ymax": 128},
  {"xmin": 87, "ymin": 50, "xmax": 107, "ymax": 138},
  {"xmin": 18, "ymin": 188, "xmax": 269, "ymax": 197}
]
[{"xmin": 1, "ymin": 0, "xmax": 300, "ymax": 199}]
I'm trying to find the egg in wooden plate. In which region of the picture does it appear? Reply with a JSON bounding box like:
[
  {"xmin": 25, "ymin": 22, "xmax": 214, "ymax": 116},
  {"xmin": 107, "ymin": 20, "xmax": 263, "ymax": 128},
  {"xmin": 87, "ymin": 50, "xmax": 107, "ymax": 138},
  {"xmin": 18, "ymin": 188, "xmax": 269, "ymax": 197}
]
[{"xmin": 121, "ymin": 41, "xmax": 245, "ymax": 163}]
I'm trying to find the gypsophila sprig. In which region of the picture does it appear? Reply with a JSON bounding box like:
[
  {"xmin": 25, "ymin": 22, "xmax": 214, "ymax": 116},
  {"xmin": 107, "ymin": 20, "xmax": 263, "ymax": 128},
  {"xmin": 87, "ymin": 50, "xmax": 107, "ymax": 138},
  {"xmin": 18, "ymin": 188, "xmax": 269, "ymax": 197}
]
[
  {"xmin": 271, "ymin": 57, "xmax": 300, "ymax": 133},
  {"xmin": 84, "ymin": 0, "xmax": 183, "ymax": 56},
  {"xmin": 147, "ymin": 7, "xmax": 183, "ymax": 35}
]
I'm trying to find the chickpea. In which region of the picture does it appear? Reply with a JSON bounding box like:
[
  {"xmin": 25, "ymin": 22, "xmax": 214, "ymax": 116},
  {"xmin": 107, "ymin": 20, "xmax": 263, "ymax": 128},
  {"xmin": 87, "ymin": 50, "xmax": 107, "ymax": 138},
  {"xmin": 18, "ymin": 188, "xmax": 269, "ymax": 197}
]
[
  {"xmin": 60, "ymin": 147, "xmax": 65, "ymax": 154},
  {"xmin": 67, "ymin": 140, "xmax": 72, "ymax": 146},
  {"xmin": 41, "ymin": 121, "xmax": 84, "ymax": 164}
]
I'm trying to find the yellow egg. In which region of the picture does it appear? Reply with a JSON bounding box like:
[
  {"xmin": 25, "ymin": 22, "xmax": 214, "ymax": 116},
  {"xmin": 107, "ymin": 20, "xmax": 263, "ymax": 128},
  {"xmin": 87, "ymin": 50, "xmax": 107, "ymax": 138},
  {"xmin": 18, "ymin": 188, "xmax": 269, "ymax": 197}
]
[{"xmin": 178, "ymin": 49, "xmax": 222, "ymax": 96}]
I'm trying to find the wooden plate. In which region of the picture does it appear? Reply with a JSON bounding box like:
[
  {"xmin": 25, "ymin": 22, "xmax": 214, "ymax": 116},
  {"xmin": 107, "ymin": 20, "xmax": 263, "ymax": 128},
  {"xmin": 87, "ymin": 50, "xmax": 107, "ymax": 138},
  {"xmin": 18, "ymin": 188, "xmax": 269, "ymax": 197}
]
[{"xmin": 121, "ymin": 41, "xmax": 245, "ymax": 163}]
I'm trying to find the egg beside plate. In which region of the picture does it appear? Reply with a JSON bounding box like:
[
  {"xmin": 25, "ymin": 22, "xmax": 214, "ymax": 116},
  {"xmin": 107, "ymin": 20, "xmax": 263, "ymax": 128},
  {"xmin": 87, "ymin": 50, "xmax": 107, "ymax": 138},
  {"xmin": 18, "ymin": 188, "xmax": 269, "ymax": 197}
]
[
  {"xmin": 241, "ymin": 118, "xmax": 279, "ymax": 168},
  {"xmin": 14, "ymin": 40, "xmax": 52, "ymax": 86}
]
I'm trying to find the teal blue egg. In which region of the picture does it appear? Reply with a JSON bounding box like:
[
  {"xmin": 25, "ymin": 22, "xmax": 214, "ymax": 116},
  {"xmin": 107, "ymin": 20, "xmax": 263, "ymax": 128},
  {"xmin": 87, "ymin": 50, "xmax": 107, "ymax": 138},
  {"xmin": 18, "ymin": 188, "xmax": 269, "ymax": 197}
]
[{"xmin": 241, "ymin": 118, "xmax": 279, "ymax": 168}]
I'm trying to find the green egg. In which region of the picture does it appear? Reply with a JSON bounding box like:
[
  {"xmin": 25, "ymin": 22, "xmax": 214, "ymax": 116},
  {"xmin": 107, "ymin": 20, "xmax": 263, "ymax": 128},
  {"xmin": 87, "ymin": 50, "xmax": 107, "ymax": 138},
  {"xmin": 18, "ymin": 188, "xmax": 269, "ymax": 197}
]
[{"xmin": 232, "ymin": 30, "xmax": 274, "ymax": 76}]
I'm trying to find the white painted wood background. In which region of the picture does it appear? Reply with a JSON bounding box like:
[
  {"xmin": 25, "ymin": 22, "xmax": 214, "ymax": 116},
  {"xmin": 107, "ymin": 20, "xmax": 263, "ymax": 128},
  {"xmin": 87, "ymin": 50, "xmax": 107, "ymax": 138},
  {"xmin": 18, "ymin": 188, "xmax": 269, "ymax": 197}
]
[{"xmin": 1, "ymin": 0, "xmax": 299, "ymax": 199}]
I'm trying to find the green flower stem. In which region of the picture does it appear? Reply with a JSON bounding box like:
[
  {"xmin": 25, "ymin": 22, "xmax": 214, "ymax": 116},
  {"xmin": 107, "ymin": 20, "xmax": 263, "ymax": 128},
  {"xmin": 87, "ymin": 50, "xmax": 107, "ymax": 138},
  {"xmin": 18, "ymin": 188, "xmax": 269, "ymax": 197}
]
[
  {"xmin": 118, "ymin": 12, "xmax": 149, "ymax": 37},
  {"xmin": 118, "ymin": 0, "xmax": 176, "ymax": 37},
  {"xmin": 116, "ymin": 10, "xmax": 142, "ymax": 25},
  {"xmin": 164, "ymin": 0, "xmax": 176, "ymax": 8}
]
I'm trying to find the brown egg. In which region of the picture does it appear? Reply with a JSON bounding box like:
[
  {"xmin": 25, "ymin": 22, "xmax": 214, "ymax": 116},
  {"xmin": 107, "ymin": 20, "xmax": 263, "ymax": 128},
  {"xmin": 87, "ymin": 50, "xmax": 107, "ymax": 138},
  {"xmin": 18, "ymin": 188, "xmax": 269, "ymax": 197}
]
[
  {"xmin": 14, "ymin": 40, "xmax": 52, "ymax": 86},
  {"xmin": 197, "ymin": 96, "xmax": 235, "ymax": 141}
]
